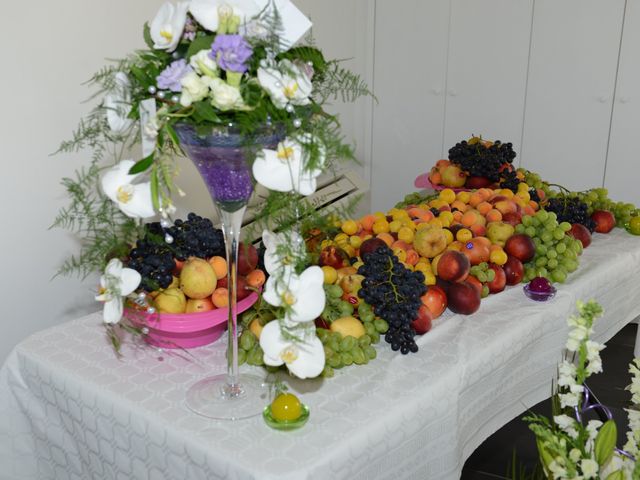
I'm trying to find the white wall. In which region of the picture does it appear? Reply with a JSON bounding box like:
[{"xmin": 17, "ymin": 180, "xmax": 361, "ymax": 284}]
[{"xmin": 0, "ymin": 1, "xmax": 372, "ymax": 363}]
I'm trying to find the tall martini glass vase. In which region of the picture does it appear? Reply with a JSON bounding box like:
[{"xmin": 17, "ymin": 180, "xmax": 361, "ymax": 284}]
[{"xmin": 175, "ymin": 123, "xmax": 282, "ymax": 420}]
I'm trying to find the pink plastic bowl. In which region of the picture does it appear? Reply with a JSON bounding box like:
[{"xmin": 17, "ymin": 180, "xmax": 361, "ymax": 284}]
[
  {"xmin": 414, "ymin": 173, "xmax": 469, "ymax": 192},
  {"xmin": 126, "ymin": 291, "xmax": 259, "ymax": 349}
]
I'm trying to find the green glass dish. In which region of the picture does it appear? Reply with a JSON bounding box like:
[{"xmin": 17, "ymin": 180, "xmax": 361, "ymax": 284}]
[{"xmin": 263, "ymin": 403, "xmax": 310, "ymax": 430}]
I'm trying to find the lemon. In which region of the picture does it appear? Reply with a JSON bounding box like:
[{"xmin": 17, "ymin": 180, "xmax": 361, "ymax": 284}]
[
  {"xmin": 271, "ymin": 393, "xmax": 302, "ymax": 421},
  {"xmin": 341, "ymin": 219, "xmax": 359, "ymax": 236},
  {"xmin": 330, "ymin": 316, "xmax": 366, "ymax": 338}
]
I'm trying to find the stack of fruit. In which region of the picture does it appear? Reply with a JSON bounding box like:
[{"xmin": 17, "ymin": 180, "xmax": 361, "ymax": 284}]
[{"xmin": 125, "ymin": 213, "xmax": 266, "ymax": 315}]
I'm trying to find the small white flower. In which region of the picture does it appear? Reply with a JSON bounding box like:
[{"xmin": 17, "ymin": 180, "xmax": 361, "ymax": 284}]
[
  {"xmin": 559, "ymin": 391, "xmax": 580, "ymax": 409},
  {"xmin": 569, "ymin": 448, "xmax": 582, "ymax": 463},
  {"xmin": 580, "ymin": 458, "xmax": 598, "ymax": 479},
  {"xmin": 189, "ymin": 0, "xmax": 262, "ymax": 32},
  {"xmin": 554, "ymin": 415, "xmax": 579, "ymax": 439},
  {"xmin": 586, "ymin": 419, "xmax": 603, "ymax": 441},
  {"xmin": 150, "ymin": 2, "xmax": 190, "ymax": 51},
  {"xmin": 262, "ymin": 266, "xmax": 325, "ymax": 323},
  {"xmin": 261, "ymin": 229, "xmax": 304, "ymax": 275},
  {"xmin": 253, "ymin": 136, "xmax": 325, "ymax": 195},
  {"xmin": 143, "ymin": 117, "xmax": 159, "ymax": 140},
  {"xmin": 558, "ymin": 361, "xmax": 577, "ymax": 387},
  {"xmin": 208, "ymin": 77, "xmax": 245, "ymax": 111},
  {"xmin": 104, "ymin": 72, "xmax": 133, "ymax": 134},
  {"xmin": 259, "ymin": 321, "xmax": 324, "ymax": 379},
  {"xmin": 258, "ymin": 59, "xmax": 312, "ymax": 109},
  {"xmin": 101, "ymin": 160, "xmax": 156, "ymax": 218},
  {"xmin": 189, "ymin": 49, "xmax": 219, "ymax": 77},
  {"xmin": 95, "ymin": 259, "xmax": 141, "ymax": 324},
  {"xmin": 180, "ymin": 71, "xmax": 210, "ymax": 107},
  {"xmin": 548, "ymin": 459, "xmax": 567, "ymax": 478}
]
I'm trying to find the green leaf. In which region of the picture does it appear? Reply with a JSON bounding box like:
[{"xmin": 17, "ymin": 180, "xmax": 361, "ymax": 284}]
[
  {"xmin": 150, "ymin": 168, "xmax": 160, "ymax": 211},
  {"xmin": 535, "ymin": 438, "xmax": 553, "ymax": 475},
  {"xmin": 193, "ymin": 101, "xmax": 220, "ymax": 123},
  {"xmin": 186, "ymin": 34, "xmax": 215, "ymax": 59},
  {"xmin": 128, "ymin": 153, "xmax": 154, "ymax": 175},
  {"xmin": 594, "ymin": 420, "xmax": 617, "ymax": 466},
  {"xmin": 605, "ymin": 471, "xmax": 625, "ymax": 480},
  {"xmin": 130, "ymin": 65, "xmax": 152, "ymax": 86},
  {"xmin": 164, "ymin": 124, "xmax": 179, "ymax": 147},
  {"xmin": 143, "ymin": 22, "xmax": 154, "ymax": 49}
]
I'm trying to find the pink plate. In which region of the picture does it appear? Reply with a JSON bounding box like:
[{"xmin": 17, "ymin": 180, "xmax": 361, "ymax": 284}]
[
  {"xmin": 414, "ymin": 173, "xmax": 469, "ymax": 192},
  {"xmin": 125, "ymin": 291, "xmax": 259, "ymax": 349}
]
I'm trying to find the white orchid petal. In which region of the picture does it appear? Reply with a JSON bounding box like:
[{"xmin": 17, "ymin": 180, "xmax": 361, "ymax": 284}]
[
  {"xmin": 287, "ymin": 333, "xmax": 325, "ymax": 379},
  {"xmin": 100, "ymin": 160, "xmax": 138, "ymax": 202},
  {"xmin": 286, "ymin": 266, "xmax": 325, "ymax": 323},
  {"xmin": 262, "ymin": 274, "xmax": 283, "ymax": 307},
  {"xmin": 104, "ymin": 72, "xmax": 133, "ymax": 134},
  {"xmin": 252, "ymin": 150, "xmax": 297, "ymax": 192},
  {"xmin": 259, "ymin": 321, "xmax": 287, "ymax": 366},
  {"xmin": 119, "ymin": 268, "xmax": 142, "ymax": 296},
  {"xmin": 257, "ymin": 67, "xmax": 288, "ymax": 109},
  {"xmin": 104, "ymin": 258, "xmax": 123, "ymax": 277},
  {"xmin": 117, "ymin": 183, "xmax": 156, "ymax": 218},
  {"xmin": 190, "ymin": 0, "xmax": 262, "ymax": 32},
  {"xmin": 150, "ymin": 2, "xmax": 189, "ymax": 51},
  {"xmin": 103, "ymin": 298, "xmax": 123, "ymax": 324}
]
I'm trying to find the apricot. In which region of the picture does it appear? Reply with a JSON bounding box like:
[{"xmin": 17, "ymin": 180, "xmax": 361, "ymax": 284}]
[
  {"xmin": 376, "ymin": 232, "xmax": 394, "ymax": 247},
  {"xmin": 246, "ymin": 269, "xmax": 266, "ymax": 289},
  {"xmin": 485, "ymin": 209, "xmax": 503, "ymax": 223},
  {"xmin": 360, "ymin": 214, "xmax": 376, "ymax": 232},
  {"xmin": 470, "ymin": 224, "xmax": 486, "ymax": 237},
  {"xmin": 476, "ymin": 201, "xmax": 493, "ymax": 215},
  {"xmin": 208, "ymin": 256, "xmax": 228, "ymax": 279},
  {"xmin": 494, "ymin": 200, "xmax": 518, "ymax": 215},
  {"xmin": 469, "ymin": 192, "xmax": 484, "ymax": 207},
  {"xmin": 461, "ymin": 210, "xmax": 480, "ymax": 227},
  {"xmin": 211, "ymin": 287, "xmax": 229, "ymax": 308}
]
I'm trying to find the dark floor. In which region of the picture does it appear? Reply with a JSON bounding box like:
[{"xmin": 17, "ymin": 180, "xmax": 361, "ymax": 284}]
[{"xmin": 461, "ymin": 323, "xmax": 637, "ymax": 479}]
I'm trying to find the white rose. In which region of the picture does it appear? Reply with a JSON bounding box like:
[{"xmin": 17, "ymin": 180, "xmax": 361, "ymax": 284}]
[
  {"xmin": 189, "ymin": 50, "xmax": 218, "ymax": 78},
  {"xmin": 209, "ymin": 78, "xmax": 244, "ymax": 111},
  {"xmin": 180, "ymin": 72, "xmax": 210, "ymax": 107}
]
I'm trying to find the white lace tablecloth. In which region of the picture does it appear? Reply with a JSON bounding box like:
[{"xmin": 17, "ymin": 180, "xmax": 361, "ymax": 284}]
[{"xmin": 2, "ymin": 228, "xmax": 640, "ymax": 480}]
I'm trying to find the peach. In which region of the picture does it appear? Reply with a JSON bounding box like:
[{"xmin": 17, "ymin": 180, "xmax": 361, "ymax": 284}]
[
  {"xmin": 452, "ymin": 211, "xmax": 464, "ymax": 223},
  {"xmin": 435, "ymin": 159, "xmax": 451, "ymax": 169},
  {"xmin": 429, "ymin": 171, "xmax": 443, "ymax": 185},
  {"xmin": 450, "ymin": 200, "xmax": 468, "ymax": 212},
  {"xmin": 478, "ymin": 188, "xmax": 494, "ymax": 200},
  {"xmin": 246, "ymin": 269, "xmax": 266, "ymax": 289},
  {"xmin": 208, "ymin": 256, "xmax": 227, "ymax": 279},
  {"xmin": 494, "ymin": 200, "xmax": 518, "ymax": 215},
  {"xmin": 391, "ymin": 240, "xmax": 410, "ymax": 251},
  {"xmin": 473, "ymin": 236, "xmax": 492, "ymax": 248},
  {"xmin": 461, "ymin": 210, "xmax": 480, "ymax": 227},
  {"xmin": 419, "ymin": 211, "xmax": 435, "ymax": 222},
  {"xmin": 469, "ymin": 192, "xmax": 484, "ymax": 207},
  {"xmin": 461, "ymin": 238, "xmax": 491, "ymax": 265},
  {"xmin": 211, "ymin": 287, "xmax": 229, "ymax": 308},
  {"xmin": 437, "ymin": 250, "xmax": 470, "ymax": 283},
  {"xmin": 405, "ymin": 249, "xmax": 420, "ymax": 266},
  {"xmin": 476, "ymin": 201, "xmax": 492, "ymax": 215},
  {"xmin": 360, "ymin": 214, "xmax": 376, "ymax": 232},
  {"xmin": 376, "ymin": 232, "xmax": 394, "ymax": 247},
  {"xmin": 485, "ymin": 209, "xmax": 503, "ymax": 223},
  {"xmin": 186, "ymin": 298, "xmax": 215, "ymax": 313}
]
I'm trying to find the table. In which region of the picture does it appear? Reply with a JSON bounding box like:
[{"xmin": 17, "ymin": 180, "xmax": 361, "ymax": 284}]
[{"xmin": 1, "ymin": 228, "xmax": 640, "ymax": 480}]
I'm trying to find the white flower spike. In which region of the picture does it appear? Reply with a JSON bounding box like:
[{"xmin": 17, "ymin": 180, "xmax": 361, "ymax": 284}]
[
  {"xmin": 101, "ymin": 160, "xmax": 156, "ymax": 218},
  {"xmin": 95, "ymin": 259, "xmax": 141, "ymax": 324},
  {"xmin": 260, "ymin": 321, "xmax": 325, "ymax": 379},
  {"xmin": 150, "ymin": 2, "xmax": 190, "ymax": 51},
  {"xmin": 104, "ymin": 72, "xmax": 133, "ymax": 134},
  {"xmin": 253, "ymin": 136, "xmax": 324, "ymax": 195},
  {"xmin": 257, "ymin": 59, "xmax": 312, "ymax": 109},
  {"xmin": 262, "ymin": 266, "xmax": 325, "ymax": 323}
]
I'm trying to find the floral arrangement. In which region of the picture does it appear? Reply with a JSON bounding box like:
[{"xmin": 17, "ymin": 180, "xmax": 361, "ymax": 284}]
[
  {"xmin": 524, "ymin": 300, "xmax": 640, "ymax": 479},
  {"xmin": 54, "ymin": 0, "xmax": 371, "ymax": 379}
]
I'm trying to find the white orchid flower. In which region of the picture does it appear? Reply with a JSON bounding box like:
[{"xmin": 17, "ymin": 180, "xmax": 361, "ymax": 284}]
[
  {"xmin": 189, "ymin": 49, "xmax": 219, "ymax": 78},
  {"xmin": 95, "ymin": 259, "xmax": 141, "ymax": 324},
  {"xmin": 260, "ymin": 321, "xmax": 325, "ymax": 379},
  {"xmin": 208, "ymin": 77, "xmax": 245, "ymax": 111},
  {"xmin": 189, "ymin": 0, "xmax": 262, "ymax": 32},
  {"xmin": 180, "ymin": 71, "xmax": 210, "ymax": 107},
  {"xmin": 101, "ymin": 160, "xmax": 156, "ymax": 218},
  {"xmin": 253, "ymin": 136, "xmax": 325, "ymax": 195},
  {"xmin": 104, "ymin": 72, "xmax": 133, "ymax": 134},
  {"xmin": 257, "ymin": 59, "xmax": 312, "ymax": 109},
  {"xmin": 262, "ymin": 265, "xmax": 325, "ymax": 323},
  {"xmin": 150, "ymin": 1, "xmax": 190, "ymax": 51},
  {"xmin": 261, "ymin": 229, "xmax": 304, "ymax": 275}
]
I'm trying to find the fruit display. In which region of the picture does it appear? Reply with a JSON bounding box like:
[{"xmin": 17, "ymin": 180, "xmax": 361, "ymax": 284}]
[{"xmin": 125, "ymin": 213, "xmax": 265, "ymax": 315}]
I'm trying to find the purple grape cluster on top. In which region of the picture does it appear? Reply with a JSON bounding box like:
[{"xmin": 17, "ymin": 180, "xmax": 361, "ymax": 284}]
[
  {"xmin": 448, "ymin": 139, "xmax": 517, "ymax": 182},
  {"xmin": 126, "ymin": 213, "xmax": 225, "ymax": 292},
  {"xmin": 357, "ymin": 246, "xmax": 426, "ymax": 355}
]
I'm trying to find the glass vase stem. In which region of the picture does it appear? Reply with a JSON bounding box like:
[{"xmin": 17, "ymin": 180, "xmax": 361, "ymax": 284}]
[{"xmin": 220, "ymin": 207, "xmax": 245, "ymax": 396}]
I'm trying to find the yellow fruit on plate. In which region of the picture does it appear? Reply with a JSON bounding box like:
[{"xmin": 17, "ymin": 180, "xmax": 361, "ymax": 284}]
[
  {"xmin": 330, "ymin": 316, "xmax": 366, "ymax": 338},
  {"xmin": 271, "ymin": 393, "xmax": 302, "ymax": 421}
]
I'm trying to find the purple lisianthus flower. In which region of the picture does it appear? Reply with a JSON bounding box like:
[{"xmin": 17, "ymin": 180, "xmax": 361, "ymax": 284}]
[
  {"xmin": 210, "ymin": 34, "xmax": 253, "ymax": 73},
  {"xmin": 156, "ymin": 59, "xmax": 193, "ymax": 92}
]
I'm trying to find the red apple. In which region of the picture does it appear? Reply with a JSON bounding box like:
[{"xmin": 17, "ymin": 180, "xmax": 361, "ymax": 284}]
[
  {"xmin": 466, "ymin": 275, "xmax": 483, "ymax": 296},
  {"xmin": 486, "ymin": 264, "xmax": 507, "ymax": 293},
  {"xmin": 411, "ymin": 305, "xmax": 433, "ymax": 334},
  {"xmin": 420, "ymin": 285, "xmax": 447, "ymax": 318},
  {"xmin": 591, "ymin": 210, "xmax": 615, "ymax": 234},
  {"xmin": 437, "ymin": 250, "xmax": 470, "ymax": 283},
  {"xmin": 359, "ymin": 237, "xmax": 388, "ymax": 257},
  {"xmin": 502, "ymin": 211, "xmax": 522, "ymax": 227},
  {"xmin": 319, "ymin": 245, "xmax": 349, "ymax": 268},
  {"xmin": 567, "ymin": 223, "xmax": 592, "ymax": 248},
  {"xmin": 503, "ymin": 255, "xmax": 524, "ymax": 285},
  {"xmin": 465, "ymin": 176, "xmax": 493, "ymax": 189},
  {"xmin": 447, "ymin": 281, "xmax": 481, "ymax": 315},
  {"xmin": 504, "ymin": 234, "xmax": 536, "ymax": 263},
  {"xmin": 236, "ymin": 276, "xmax": 250, "ymax": 300},
  {"xmin": 237, "ymin": 244, "xmax": 259, "ymax": 275},
  {"xmin": 217, "ymin": 276, "xmax": 228, "ymax": 289}
]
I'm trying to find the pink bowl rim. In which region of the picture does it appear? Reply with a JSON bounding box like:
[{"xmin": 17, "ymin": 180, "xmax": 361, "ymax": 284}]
[
  {"xmin": 414, "ymin": 173, "xmax": 470, "ymax": 192},
  {"xmin": 126, "ymin": 291, "xmax": 259, "ymax": 333}
]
